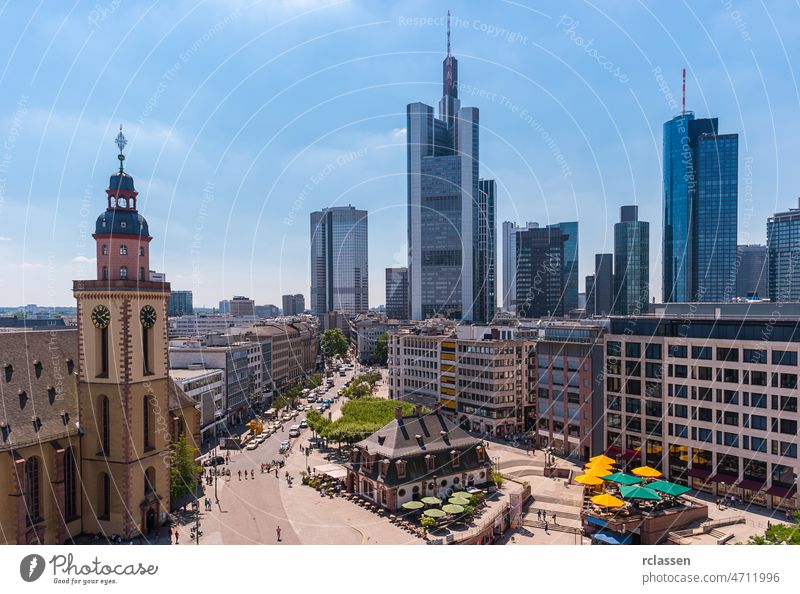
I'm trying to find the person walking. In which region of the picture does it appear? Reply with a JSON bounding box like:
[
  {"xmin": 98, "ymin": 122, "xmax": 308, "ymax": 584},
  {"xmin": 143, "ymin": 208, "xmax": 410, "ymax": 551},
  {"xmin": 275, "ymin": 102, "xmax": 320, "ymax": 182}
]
[
  {"xmin": 276, "ymin": 526, "xmax": 282, "ymax": 542},
  {"xmin": 174, "ymin": 529, "xmax": 179, "ymax": 545},
  {"xmin": 238, "ymin": 470, "xmax": 242, "ymax": 481},
  {"xmin": 552, "ymin": 513, "xmax": 557, "ymax": 524},
  {"xmin": 275, "ymin": 467, "xmax": 279, "ymax": 478},
  {"xmin": 251, "ymin": 469, "xmax": 254, "ymax": 479}
]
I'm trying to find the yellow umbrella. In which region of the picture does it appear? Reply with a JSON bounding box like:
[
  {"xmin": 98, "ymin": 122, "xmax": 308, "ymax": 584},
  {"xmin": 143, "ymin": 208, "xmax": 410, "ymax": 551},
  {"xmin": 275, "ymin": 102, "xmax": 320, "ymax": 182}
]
[
  {"xmin": 575, "ymin": 474, "xmax": 604, "ymax": 486},
  {"xmin": 591, "ymin": 493, "xmax": 625, "ymax": 508},
  {"xmin": 585, "ymin": 460, "xmax": 614, "ymax": 470},
  {"xmin": 589, "ymin": 455, "xmax": 615, "ymax": 465},
  {"xmin": 631, "ymin": 466, "xmax": 662, "ymax": 478},
  {"xmin": 584, "ymin": 466, "xmax": 612, "ymax": 477}
]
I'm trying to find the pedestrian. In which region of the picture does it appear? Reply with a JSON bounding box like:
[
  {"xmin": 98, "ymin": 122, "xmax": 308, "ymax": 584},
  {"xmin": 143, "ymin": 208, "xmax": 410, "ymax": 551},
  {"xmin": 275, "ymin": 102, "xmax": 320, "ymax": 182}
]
[
  {"xmin": 536, "ymin": 510, "xmax": 541, "ymax": 521},
  {"xmin": 544, "ymin": 521, "xmax": 548, "ymax": 533},
  {"xmin": 275, "ymin": 467, "xmax": 279, "ymax": 478},
  {"xmin": 251, "ymin": 469, "xmax": 254, "ymax": 479},
  {"xmin": 174, "ymin": 529, "xmax": 179, "ymax": 545},
  {"xmin": 276, "ymin": 526, "xmax": 282, "ymax": 542},
  {"xmin": 552, "ymin": 513, "xmax": 557, "ymax": 524},
  {"xmin": 238, "ymin": 470, "xmax": 242, "ymax": 480}
]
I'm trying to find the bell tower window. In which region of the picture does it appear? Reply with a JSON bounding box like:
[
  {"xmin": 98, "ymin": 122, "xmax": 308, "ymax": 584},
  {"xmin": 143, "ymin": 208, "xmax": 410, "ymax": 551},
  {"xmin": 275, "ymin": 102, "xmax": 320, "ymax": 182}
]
[
  {"xmin": 99, "ymin": 395, "xmax": 110, "ymax": 455},
  {"xmin": 102, "ymin": 266, "xmax": 108, "ymax": 280},
  {"xmin": 120, "ymin": 266, "xmax": 128, "ymax": 279},
  {"xmin": 139, "ymin": 246, "xmax": 144, "ymax": 257},
  {"xmin": 139, "ymin": 267, "xmax": 145, "ymax": 281},
  {"xmin": 102, "ymin": 244, "xmax": 108, "ymax": 255},
  {"xmin": 119, "ymin": 245, "xmax": 128, "ymax": 255}
]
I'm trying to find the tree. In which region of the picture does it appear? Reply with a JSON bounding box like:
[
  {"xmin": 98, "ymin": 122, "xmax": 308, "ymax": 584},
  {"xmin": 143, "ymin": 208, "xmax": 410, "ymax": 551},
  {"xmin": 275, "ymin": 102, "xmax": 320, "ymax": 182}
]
[
  {"xmin": 748, "ymin": 512, "xmax": 800, "ymax": 544},
  {"xmin": 306, "ymin": 409, "xmax": 331, "ymax": 436},
  {"xmin": 170, "ymin": 433, "xmax": 201, "ymax": 504},
  {"xmin": 374, "ymin": 333, "xmax": 388, "ymax": 366},
  {"xmin": 321, "ymin": 328, "xmax": 349, "ymax": 359},
  {"xmin": 305, "ymin": 373, "xmax": 322, "ymax": 388}
]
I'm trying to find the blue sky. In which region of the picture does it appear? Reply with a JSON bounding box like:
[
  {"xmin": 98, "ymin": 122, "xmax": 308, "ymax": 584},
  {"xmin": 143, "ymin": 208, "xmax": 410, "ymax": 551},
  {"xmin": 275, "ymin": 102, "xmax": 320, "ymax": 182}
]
[{"xmin": 1, "ymin": 0, "xmax": 798, "ymax": 308}]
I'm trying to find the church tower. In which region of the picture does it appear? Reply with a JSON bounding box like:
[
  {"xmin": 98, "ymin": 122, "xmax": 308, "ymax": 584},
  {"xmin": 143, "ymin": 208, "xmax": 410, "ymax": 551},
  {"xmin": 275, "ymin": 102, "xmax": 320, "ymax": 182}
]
[{"xmin": 74, "ymin": 128, "xmax": 172, "ymax": 538}]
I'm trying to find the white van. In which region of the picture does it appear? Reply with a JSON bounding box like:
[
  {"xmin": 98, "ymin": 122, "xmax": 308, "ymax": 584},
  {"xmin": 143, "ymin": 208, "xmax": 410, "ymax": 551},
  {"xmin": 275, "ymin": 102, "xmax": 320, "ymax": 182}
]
[{"xmin": 289, "ymin": 424, "xmax": 300, "ymax": 438}]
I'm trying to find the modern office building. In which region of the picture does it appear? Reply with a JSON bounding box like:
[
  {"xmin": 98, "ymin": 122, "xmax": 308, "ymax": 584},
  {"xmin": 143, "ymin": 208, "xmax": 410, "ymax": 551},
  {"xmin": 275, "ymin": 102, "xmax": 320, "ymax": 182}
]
[
  {"xmin": 476, "ymin": 179, "xmax": 497, "ymax": 323},
  {"xmin": 282, "ymin": 293, "xmax": 305, "ymax": 316},
  {"xmin": 407, "ymin": 21, "xmax": 486, "ymax": 322},
  {"xmin": 310, "ymin": 205, "xmax": 369, "ymax": 317},
  {"xmin": 255, "ymin": 304, "xmax": 280, "ymax": 318},
  {"xmin": 584, "ymin": 275, "xmax": 595, "ymax": 316},
  {"xmin": 168, "ymin": 290, "xmax": 194, "ymax": 316},
  {"xmin": 592, "ymin": 253, "xmax": 614, "ymax": 316},
  {"xmin": 603, "ymin": 302, "xmax": 799, "ymax": 512},
  {"xmin": 502, "ymin": 221, "xmax": 538, "ymax": 312},
  {"xmin": 352, "ymin": 313, "xmax": 401, "ymax": 364},
  {"xmin": 548, "ymin": 221, "xmax": 579, "ymax": 313},
  {"xmin": 229, "ymin": 296, "xmax": 256, "ymax": 317},
  {"xmin": 385, "ymin": 267, "xmax": 409, "ymax": 320},
  {"xmin": 170, "ymin": 367, "xmax": 224, "ymax": 444},
  {"xmin": 767, "ymin": 199, "xmax": 800, "ymax": 302},
  {"xmin": 218, "ymin": 299, "xmax": 230, "ymax": 314},
  {"xmin": 662, "ymin": 113, "xmax": 738, "ymax": 303},
  {"xmin": 614, "ymin": 205, "xmax": 649, "ymax": 315},
  {"xmin": 736, "ymin": 244, "xmax": 768, "ymax": 299},
  {"xmin": 515, "ymin": 226, "xmax": 567, "ymax": 318}
]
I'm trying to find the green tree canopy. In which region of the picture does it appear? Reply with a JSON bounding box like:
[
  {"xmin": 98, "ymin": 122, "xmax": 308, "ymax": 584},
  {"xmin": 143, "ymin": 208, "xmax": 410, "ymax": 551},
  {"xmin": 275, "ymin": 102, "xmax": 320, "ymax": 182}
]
[
  {"xmin": 748, "ymin": 512, "xmax": 800, "ymax": 544},
  {"xmin": 374, "ymin": 333, "xmax": 388, "ymax": 365},
  {"xmin": 305, "ymin": 373, "xmax": 323, "ymax": 388},
  {"xmin": 170, "ymin": 433, "xmax": 201, "ymax": 503},
  {"xmin": 321, "ymin": 328, "xmax": 349, "ymax": 359},
  {"xmin": 306, "ymin": 409, "xmax": 331, "ymax": 435}
]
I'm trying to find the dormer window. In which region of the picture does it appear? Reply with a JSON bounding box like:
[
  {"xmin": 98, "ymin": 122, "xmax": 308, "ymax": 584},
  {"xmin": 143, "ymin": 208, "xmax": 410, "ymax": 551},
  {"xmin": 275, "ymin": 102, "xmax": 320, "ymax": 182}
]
[
  {"xmin": 450, "ymin": 449, "xmax": 460, "ymax": 468},
  {"xmin": 425, "ymin": 453, "xmax": 435, "ymax": 472},
  {"xmin": 119, "ymin": 245, "xmax": 128, "ymax": 255},
  {"xmin": 396, "ymin": 459, "xmax": 407, "ymax": 479},
  {"xmin": 33, "ymin": 360, "xmax": 42, "ymax": 378},
  {"xmin": 4, "ymin": 363, "xmax": 12, "ymax": 382},
  {"xmin": 476, "ymin": 445, "xmax": 485, "ymax": 464}
]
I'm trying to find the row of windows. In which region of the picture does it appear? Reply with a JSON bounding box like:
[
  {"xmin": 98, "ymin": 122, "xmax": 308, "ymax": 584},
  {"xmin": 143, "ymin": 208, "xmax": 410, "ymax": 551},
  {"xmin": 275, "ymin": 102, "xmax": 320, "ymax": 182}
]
[
  {"xmin": 101, "ymin": 244, "xmax": 145, "ymax": 257},
  {"xmin": 608, "ymin": 340, "xmax": 799, "ymax": 366}
]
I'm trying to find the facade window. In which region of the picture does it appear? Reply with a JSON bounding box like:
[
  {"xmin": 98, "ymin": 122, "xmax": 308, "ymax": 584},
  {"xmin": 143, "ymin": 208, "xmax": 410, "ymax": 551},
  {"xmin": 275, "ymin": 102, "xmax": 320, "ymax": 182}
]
[
  {"xmin": 120, "ymin": 266, "xmax": 128, "ymax": 279},
  {"xmin": 143, "ymin": 396, "xmax": 154, "ymax": 450},
  {"xmin": 64, "ymin": 448, "xmax": 77, "ymax": 520},
  {"xmin": 99, "ymin": 473, "xmax": 111, "ymax": 520},
  {"xmin": 102, "ymin": 266, "xmax": 108, "ymax": 280},
  {"xmin": 645, "ymin": 343, "xmax": 662, "ymax": 360},
  {"xmin": 119, "ymin": 245, "xmax": 128, "ymax": 255},
  {"xmin": 139, "ymin": 267, "xmax": 145, "ymax": 281},
  {"xmin": 144, "ymin": 467, "xmax": 156, "ymax": 495},
  {"xmin": 691, "ymin": 346, "xmax": 712, "ymax": 360},
  {"xmin": 102, "ymin": 244, "xmax": 108, "ymax": 255},
  {"xmin": 25, "ymin": 457, "xmax": 41, "ymax": 525},
  {"xmin": 99, "ymin": 395, "xmax": 110, "ymax": 454},
  {"xmin": 139, "ymin": 246, "xmax": 145, "ymax": 257},
  {"xmin": 772, "ymin": 350, "xmax": 797, "ymax": 366}
]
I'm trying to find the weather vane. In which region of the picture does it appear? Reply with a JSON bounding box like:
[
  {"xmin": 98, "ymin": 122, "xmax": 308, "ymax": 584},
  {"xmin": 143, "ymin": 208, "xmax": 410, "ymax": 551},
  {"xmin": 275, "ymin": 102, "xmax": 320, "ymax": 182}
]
[{"xmin": 115, "ymin": 124, "xmax": 127, "ymax": 172}]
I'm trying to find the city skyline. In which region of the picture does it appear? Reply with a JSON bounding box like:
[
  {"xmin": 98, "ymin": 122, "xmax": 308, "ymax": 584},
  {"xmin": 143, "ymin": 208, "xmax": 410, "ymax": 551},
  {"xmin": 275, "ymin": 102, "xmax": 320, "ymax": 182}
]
[{"xmin": 2, "ymin": 3, "xmax": 799, "ymax": 308}]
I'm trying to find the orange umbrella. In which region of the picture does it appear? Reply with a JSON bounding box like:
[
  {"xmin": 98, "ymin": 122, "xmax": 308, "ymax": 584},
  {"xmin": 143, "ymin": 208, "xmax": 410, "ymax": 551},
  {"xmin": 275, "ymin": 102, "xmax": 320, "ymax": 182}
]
[
  {"xmin": 584, "ymin": 466, "xmax": 612, "ymax": 477},
  {"xmin": 589, "ymin": 455, "xmax": 615, "ymax": 465},
  {"xmin": 631, "ymin": 466, "xmax": 662, "ymax": 478},
  {"xmin": 591, "ymin": 493, "xmax": 625, "ymax": 508},
  {"xmin": 575, "ymin": 474, "xmax": 604, "ymax": 486}
]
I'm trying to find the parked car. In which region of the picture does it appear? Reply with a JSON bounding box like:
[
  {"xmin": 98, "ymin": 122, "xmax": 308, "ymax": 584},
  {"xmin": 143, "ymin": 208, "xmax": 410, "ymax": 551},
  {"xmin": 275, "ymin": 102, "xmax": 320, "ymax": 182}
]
[
  {"xmin": 203, "ymin": 455, "xmax": 225, "ymax": 467},
  {"xmin": 289, "ymin": 424, "xmax": 300, "ymax": 437},
  {"xmin": 307, "ymin": 395, "xmax": 316, "ymax": 403},
  {"xmin": 246, "ymin": 442, "xmax": 258, "ymax": 451},
  {"xmin": 299, "ymin": 419, "xmax": 308, "ymax": 429}
]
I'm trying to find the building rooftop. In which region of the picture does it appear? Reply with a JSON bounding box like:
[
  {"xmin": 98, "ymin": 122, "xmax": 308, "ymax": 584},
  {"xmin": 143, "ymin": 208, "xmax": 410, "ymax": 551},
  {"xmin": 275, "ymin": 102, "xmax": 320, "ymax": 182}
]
[{"xmin": 169, "ymin": 368, "xmax": 223, "ymax": 380}]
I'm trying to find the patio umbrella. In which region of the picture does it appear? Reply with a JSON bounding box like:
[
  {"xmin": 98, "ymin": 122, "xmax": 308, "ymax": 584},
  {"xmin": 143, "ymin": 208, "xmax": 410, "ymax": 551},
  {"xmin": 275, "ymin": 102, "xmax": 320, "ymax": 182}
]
[
  {"xmin": 401, "ymin": 500, "xmax": 424, "ymax": 511},
  {"xmin": 575, "ymin": 474, "xmax": 604, "ymax": 486},
  {"xmin": 619, "ymin": 485, "xmax": 661, "ymax": 501},
  {"xmin": 584, "ymin": 466, "xmax": 613, "ymax": 477},
  {"xmin": 423, "ymin": 508, "xmax": 446, "ymax": 518},
  {"xmin": 631, "ymin": 466, "xmax": 662, "ymax": 479},
  {"xmin": 647, "ymin": 480, "xmax": 691, "ymax": 498},
  {"xmin": 591, "ymin": 493, "xmax": 625, "ymax": 508},
  {"xmin": 589, "ymin": 455, "xmax": 615, "ymax": 465},
  {"xmin": 442, "ymin": 504, "xmax": 465, "ymax": 514},
  {"xmin": 448, "ymin": 496, "xmax": 471, "ymax": 505},
  {"xmin": 421, "ymin": 496, "xmax": 442, "ymax": 506},
  {"xmin": 602, "ymin": 472, "xmax": 644, "ymax": 486}
]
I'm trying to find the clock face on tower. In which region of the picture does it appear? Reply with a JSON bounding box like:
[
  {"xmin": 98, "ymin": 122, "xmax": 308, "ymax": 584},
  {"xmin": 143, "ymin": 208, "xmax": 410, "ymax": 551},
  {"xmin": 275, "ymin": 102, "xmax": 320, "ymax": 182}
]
[
  {"xmin": 91, "ymin": 305, "xmax": 111, "ymax": 329},
  {"xmin": 140, "ymin": 305, "xmax": 157, "ymax": 329}
]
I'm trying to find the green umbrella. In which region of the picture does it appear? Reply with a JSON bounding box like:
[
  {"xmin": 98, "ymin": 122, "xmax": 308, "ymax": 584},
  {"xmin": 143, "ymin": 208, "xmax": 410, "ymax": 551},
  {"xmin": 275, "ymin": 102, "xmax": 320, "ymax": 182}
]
[
  {"xmin": 423, "ymin": 508, "xmax": 446, "ymax": 518},
  {"xmin": 448, "ymin": 496, "xmax": 471, "ymax": 506},
  {"xmin": 618, "ymin": 485, "xmax": 661, "ymax": 501},
  {"xmin": 401, "ymin": 500, "xmax": 424, "ymax": 510},
  {"xmin": 442, "ymin": 504, "xmax": 465, "ymax": 514},
  {"xmin": 602, "ymin": 472, "xmax": 644, "ymax": 486},
  {"xmin": 647, "ymin": 480, "xmax": 691, "ymax": 497},
  {"xmin": 421, "ymin": 496, "xmax": 442, "ymax": 506}
]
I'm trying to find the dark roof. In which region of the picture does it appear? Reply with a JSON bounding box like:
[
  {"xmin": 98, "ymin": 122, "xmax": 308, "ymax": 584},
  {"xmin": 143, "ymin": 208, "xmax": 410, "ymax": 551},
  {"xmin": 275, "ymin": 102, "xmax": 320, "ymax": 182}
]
[
  {"xmin": 95, "ymin": 209, "xmax": 150, "ymax": 237},
  {"xmin": 355, "ymin": 411, "xmax": 481, "ymax": 459},
  {"xmin": 109, "ymin": 171, "xmax": 135, "ymax": 192},
  {"xmin": 0, "ymin": 318, "xmax": 67, "ymax": 329},
  {"xmin": 0, "ymin": 330, "xmax": 79, "ymax": 451}
]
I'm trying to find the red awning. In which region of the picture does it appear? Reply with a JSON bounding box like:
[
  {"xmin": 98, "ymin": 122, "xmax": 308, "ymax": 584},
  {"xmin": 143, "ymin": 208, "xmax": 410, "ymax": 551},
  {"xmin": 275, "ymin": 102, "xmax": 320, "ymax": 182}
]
[
  {"xmin": 606, "ymin": 446, "xmax": 622, "ymax": 455},
  {"xmin": 688, "ymin": 468, "xmax": 711, "ymax": 479},
  {"xmin": 766, "ymin": 484, "xmax": 798, "ymax": 498},
  {"xmin": 738, "ymin": 479, "xmax": 766, "ymax": 491},
  {"xmin": 710, "ymin": 473, "xmax": 738, "ymax": 484},
  {"xmin": 620, "ymin": 449, "xmax": 642, "ymax": 460}
]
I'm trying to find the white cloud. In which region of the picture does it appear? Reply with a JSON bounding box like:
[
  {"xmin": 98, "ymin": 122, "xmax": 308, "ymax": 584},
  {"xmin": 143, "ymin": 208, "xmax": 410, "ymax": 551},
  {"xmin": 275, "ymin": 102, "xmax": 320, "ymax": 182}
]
[
  {"xmin": 0, "ymin": 236, "xmax": 10, "ymax": 241},
  {"xmin": 72, "ymin": 256, "xmax": 96, "ymax": 264},
  {"xmin": 22, "ymin": 262, "xmax": 43, "ymax": 270}
]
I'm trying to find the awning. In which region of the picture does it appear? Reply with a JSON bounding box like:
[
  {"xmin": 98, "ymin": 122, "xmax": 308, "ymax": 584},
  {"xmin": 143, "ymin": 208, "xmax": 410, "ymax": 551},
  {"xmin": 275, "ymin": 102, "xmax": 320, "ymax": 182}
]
[
  {"xmin": 593, "ymin": 531, "xmax": 632, "ymax": 545},
  {"xmin": 619, "ymin": 449, "xmax": 642, "ymax": 460},
  {"xmin": 710, "ymin": 473, "xmax": 738, "ymax": 484},
  {"xmin": 737, "ymin": 479, "xmax": 766, "ymax": 491},
  {"xmin": 687, "ymin": 468, "xmax": 711, "ymax": 479},
  {"xmin": 314, "ymin": 463, "xmax": 348, "ymax": 480},
  {"xmin": 766, "ymin": 484, "xmax": 798, "ymax": 498}
]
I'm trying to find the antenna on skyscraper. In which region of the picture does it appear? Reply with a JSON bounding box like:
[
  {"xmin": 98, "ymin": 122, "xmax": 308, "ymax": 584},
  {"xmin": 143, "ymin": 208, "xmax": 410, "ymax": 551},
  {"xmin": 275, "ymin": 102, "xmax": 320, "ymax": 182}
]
[
  {"xmin": 682, "ymin": 68, "xmax": 686, "ymax": 115},
  {"xmin": 447, "ymin": 10, "xmax": 451, "ymax": 56}
]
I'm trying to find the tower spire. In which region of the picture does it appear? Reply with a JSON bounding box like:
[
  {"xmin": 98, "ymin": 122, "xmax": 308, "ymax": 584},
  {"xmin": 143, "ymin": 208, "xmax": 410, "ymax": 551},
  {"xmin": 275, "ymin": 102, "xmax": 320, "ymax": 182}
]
[
  {"xmin": 115, "ymin": 124, "xmax": 127, "ymax": 173},
  {"xmin": 447, "ymin": 10, "xmax": 451, "ymax": 56}
]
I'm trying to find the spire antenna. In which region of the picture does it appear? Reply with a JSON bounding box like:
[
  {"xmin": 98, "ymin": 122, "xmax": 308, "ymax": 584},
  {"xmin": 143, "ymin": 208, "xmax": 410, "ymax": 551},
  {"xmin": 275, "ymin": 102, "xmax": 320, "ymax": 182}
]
[
  {"xmin": 115, "ymin": 124, "xmax": 127, "ymax": 173},
  {"xmin": 682, "ymin": 68, "xmax": 686, "ymax": 115},
  {"xmin": 447, "ymin": 10, "xmax": 451, "ymax": 56}
]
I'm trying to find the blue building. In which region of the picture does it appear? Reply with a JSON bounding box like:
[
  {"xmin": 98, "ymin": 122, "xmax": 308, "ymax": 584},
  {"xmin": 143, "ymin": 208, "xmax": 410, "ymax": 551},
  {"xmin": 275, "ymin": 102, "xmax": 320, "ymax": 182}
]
[
  {"xmin": 548, "ymin": 221, "xmax": 579, "ymax": 312},
  {"xmin": 613, "ymin": 206, "xmax": 649, "ymax": 315},
  {"xmin": 767, "ymin": 199, "xmax": 800, "ymax": 302},
  {"xmin": 662, "ymin": 113, "xmax": 738, "ymax": 302}
]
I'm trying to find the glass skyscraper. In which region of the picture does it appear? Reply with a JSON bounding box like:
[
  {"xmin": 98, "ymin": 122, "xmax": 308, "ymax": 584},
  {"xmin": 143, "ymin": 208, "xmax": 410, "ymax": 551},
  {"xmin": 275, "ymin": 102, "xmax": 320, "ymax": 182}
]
[
  {"xmin": 662, "ymin": 113, "xmax": 738, "ymax": 302},
  {"xmin": 548, "ymin": 221, "xmax": 579, "ymax": 312},
  {"xmin": 767, "ymin": 199, "xmax": 800, "ymax": 302},
  {"xmin": 613, "ymin": 205, "xmax": 649, "ymax": 315},
  {"xmin": 515, "ymin": 226, "xmax": 566, "ymax": 318},
  {"xmin": 310, "ymin": 205, "xmax": 368, "ymax": 316},
  {"xmin": 407, "ymin": 21, "xmax": 490, "ymax": 321}
]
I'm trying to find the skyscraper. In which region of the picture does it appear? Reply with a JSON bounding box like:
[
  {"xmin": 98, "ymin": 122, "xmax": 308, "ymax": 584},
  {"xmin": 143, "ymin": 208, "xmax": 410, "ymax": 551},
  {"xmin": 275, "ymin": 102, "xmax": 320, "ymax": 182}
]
[
  {"xmin": 547, "ymin": 221, "xmax": 579, "ymax": 312},
  {"xmin": 736, "ymin": 244, "xmax": 768, "ymax": 299},
  {"xmin": 662, "ymin": 112, "xmax": 738, "ymax": 302},
  {"xmin": 310, "ymin": 205, "xmax": 369, "ymax": 316},
  {"xmin": 476, "ymin": 179, "xmax": 497, "ymax": 322},
  {"xmin": 515, "ymin": 226, "xmax": 566, "ymax": 318},
  {"xmin": 592, "ymin": 253, "xmax": 614, "ymax": 316},
  {"xmin": 502, "ymin": 221, "xmax": 538, "ymax": 312},
  {"xmin": 613, "ymin": 205, "xmax": 649, "ymax": 315},
  {"xmin": 767, "ymin": 199, "xmax": 800, "ymax": 302},
  {"xmin": 385, "ymin": 267, "xmax": 409, "ymax": 319},
  {"xmin": 168, "ymin": 290, "xmax": 194, "ymax": 316},
  {"xmin": 584, "ymin": 274, "xmax": 595, "ymax": 316},
  {"xmin": 407, "ymin": 15, "xmax": 485, "ymax": 322},
  {"xmin": 282, "ymin": 293, "xmax": 305, "ymax": 316}
]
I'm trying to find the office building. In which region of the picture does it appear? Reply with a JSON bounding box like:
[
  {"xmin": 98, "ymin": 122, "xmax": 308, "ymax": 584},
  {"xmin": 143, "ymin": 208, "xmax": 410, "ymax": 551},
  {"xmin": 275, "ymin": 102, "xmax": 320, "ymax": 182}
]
[
  {"xmin": 584, "ymin": 275, "xmax": 595, "ymax": 316},
  {"xmin": 592, "ymin": 254, "xmax": 614, "ymax": 316},
  {"xmin": 218, "ymin": 299, "xmax": 230, "ymax": 314},
  {"xmin": 663, "ymin": 113, "xmax": 738, "ymax": 302},
  {"xmin": 310, "ymin": 205, "xmax": 369, "ymax": 316},
  {"xmin": 614, "ymin": 205, "xmax": 649, "ymax": 315},
  {"xmin": 229, "ymin": 296, "xmax": 256, "ymax": 317},
  {"xmin": 385, "ymin": 267, "xmax": 409, "ymax": 320},
  {"xmin": 352, "ymin": 313, "xmax": 401, "ymax": 364},
  {"xmin": 407, "ymin": 20, "xmax": 488, "ymax": 322},
  {"xmin": 168, "ymin": 290, "xmax": 194, "ymax": 316},
  {"xmin": 767, "ymin": 199, "xmax": 800, "ymax": 302},
  {"xmin": 548, "ymin": 221, "xmax": 579, "ymax": 313},
  {"xmin": 736, "ymin": 244, "xmax": 768, "ymax": 299},
  {"xmin": 282, "ymin": 294, "xmax": 305, "ymax": 316},
  {"xmin": 170, "ymin": 367, "xmax": 224, "ymax": 444},
  {"xmin": 476, "ymin": 179, "xmax": 497, "ymax": 322},
  {"xmin": 255, "ymin": 304, "xmax": 280, "ymax": 318},
  {"xmin": 502, "ymin": 221, "xmax": 538, "ymax": 312},
  {"xmin": 515, "ymin": 226, "xmax": 567, "ymax": 318}
]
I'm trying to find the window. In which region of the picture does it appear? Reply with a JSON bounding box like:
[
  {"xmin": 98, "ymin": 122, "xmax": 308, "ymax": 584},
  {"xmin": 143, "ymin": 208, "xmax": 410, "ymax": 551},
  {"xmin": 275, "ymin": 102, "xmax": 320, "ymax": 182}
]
[
  {"xmin": 743, "ymin": 349, "xmax": 767, "ymax": 364},
  {"xmin": 692, "ymin": 346, "xmax": 712, "ymax": 360},
  {"xmin": 143, "ymin": 396, "xmax": 154, "ymax": 450},
  {"xmin": 695, "ymin": 366, "xmax": 713, "ymax": 381},
  {"xmin": 772, "ymin": 350, "xmax": 797, "ymax": 366},
  {"xmin": 669, "ymin": 344, "xmax": 687, "ymax": 358},
  {"xmin": 139, "ymin": 267, "xmax": 145, "ymax": 281},
  {"xmin": 673, "ymin": 365, "xmax": 688, "ymax": 378},
  {"xmin": 673, "ymin": 404, "xmax": 688, "ymax": 418},
  {"xmin": 698, "ymin": 428, "xmax": 712, "ymax": 443},
  {"xmin": 99, "ymin": 396, "xmax": 110, "ymax": 454},
  {"xmin": 119, "ymin": 245, "xmax": 128, "ymax": 255},
  {"xmin": 625, "ymin": 360, "xmax": 641, "ymax": 376},
  {"xmin": 750, "ymin": 393, "xmax": 767, "ymax": 408},
  {"xmin": 750, "ymin": 415, "xmax": 768, "ymax": 431},
  {"xmin": 606, "ymin": 376, "xmax": 621, "ymax": 392},
  {"xmin": 645, "ymin": 400, "xmax": 662, "ymax": 417},
  {"xmin": 145, "ymin": 467, "xmax": 156, "ymax": 495},
  {"xmin": 102, "ymin": 266, "xmax": 108, "ymax": 280},
  {"xmin": 625, "ymin": 398, "xmax": 641, "ymax": 414},
  {"xmin": 625, "ymin": 379, "xmax": 641, "ymax": 395},
  {"xmin": 139, "ymin": 246, "xmax": 145, "ymax": 257},
  {"xmin": 626, "ymin": 416, "xmax": 641, "ymax": 432},
  {"xmin": 645, "ymin": 343, "xmax": 662, "ymax": 360},
  {"xmin": 607, "ymin": 395, "xmax": 621, "ymax": 410},
  {"xmin": 25, "ymin": 457, "xmax": 41, "ymax": 525},
  {"xmin": 722, "ymin": 411, "xmax": 738, "ymax": 426},
  {"xmin": 102, "ymin": 244, "xmax": 108, "ymax": 255},
  {"xmin": 750, "ymin": 370, "xmax": 767, "ymax": 386},
  {"xmin": 64, "ymin": 449, "xmax": 77, "ymax": 521},
  {"xmin": 697, "ymin": 407, "xmax": 713, "ymax": 422},
  {"xmin": 98, "ymin": 473, "xmax": 111, "ymax": 520},
  {"xmin": 606, "ymin": 341, "xmax": 621, "ymax": 357},
  {"xmin": 120, "ymin": 266, "xmax": 128, "ymax": 279},
  {"xmin": 625, "ymin": 342, "xmax": 641, "ymax": 358},
  {"xmin": 645, "ymin": 362, "xmax": 662, "ymax": 379},
  {"xmin": 749, "ymin": 436, "xmax": 767, "ymax": 453},
  {"xmin": 716, "ymin": 347, "xmax": 739, "ymax": 362}
]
